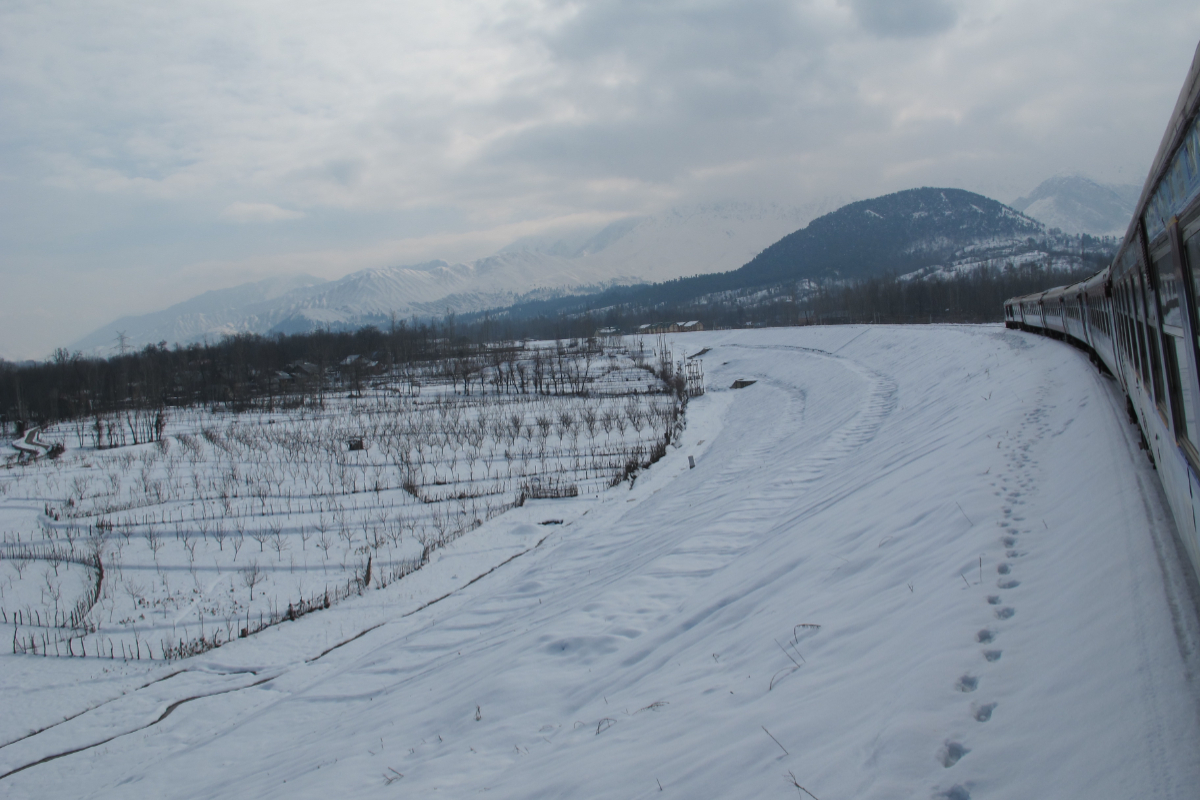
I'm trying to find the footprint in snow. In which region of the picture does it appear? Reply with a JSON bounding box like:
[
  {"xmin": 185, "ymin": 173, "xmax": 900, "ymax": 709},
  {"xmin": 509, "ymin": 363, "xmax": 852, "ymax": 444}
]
[
  {"xmin": 972, "ymin": 702, "xmax": 997, "ymax": 722},
  {"xmin": 996, "ymin": 563, "xmax": 1011, "ymax": 575},
  {"xmin": 982, "ymin": 650, "xmax": 1002, "ymax": 662},
  {"xmin": 986, "ymin": 595, "xmax": 1001, "ymax": 605},
  {"xmin": 994, "ymin": 607, "xmax": 1015, "ymax": 620},
  {"xmin": 956, "ymin": 675, "xmax": 979, "ymax": 692},
  {"xmin": 976, "ymin": 629, "xmax": 994, "ymax": 643},
  {"xmin": 997, "ymin": 579, "xmax": 1020, "ymax": 589},
  {"xmin": 938, "ymin": 784, "xmax": 972, "ymax": 800},
  {"xmin": 940, "ymin": 741, "xmax": 970, "ymax": 768}
]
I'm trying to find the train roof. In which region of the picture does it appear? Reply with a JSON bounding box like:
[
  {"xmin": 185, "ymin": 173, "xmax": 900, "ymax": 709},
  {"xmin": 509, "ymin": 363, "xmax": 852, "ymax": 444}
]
[
  {"xmin": 1006, "ymin": 268, "xmax": 1108, "ymax": 305},
  {"xmin": 1119, "ymin": 39, "xmax": 1200, "ymax": 249}
]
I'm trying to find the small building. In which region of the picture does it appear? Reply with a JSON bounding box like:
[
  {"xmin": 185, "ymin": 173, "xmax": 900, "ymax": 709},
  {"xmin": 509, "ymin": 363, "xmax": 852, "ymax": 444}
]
[{"xmin": 637, "ymin": 322, "xmax": 682, "ymax": 335}]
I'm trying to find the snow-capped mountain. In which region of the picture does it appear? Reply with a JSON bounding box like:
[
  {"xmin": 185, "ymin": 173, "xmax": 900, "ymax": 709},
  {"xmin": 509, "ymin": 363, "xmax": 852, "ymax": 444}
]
[
  {"xmin": 71, "ymin": 200, "xmax": 835, "ymax": 354},
  {"xmin": 71, "ymin": 274, "xmax": 328, "ymax": 354},
  {"xmin": 1011, "ymin": 176, "xmax": 1140, "ymax": 237}
]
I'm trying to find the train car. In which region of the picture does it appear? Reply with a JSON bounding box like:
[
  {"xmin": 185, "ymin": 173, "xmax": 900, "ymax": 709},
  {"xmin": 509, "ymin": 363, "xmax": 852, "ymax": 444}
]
[
  {"xmin": 1007, "ymin": 39, "xmax": 1200, "ymax": 581},
  {"xmin": 1004, "ymin": 292, "xmax": 1047, "ymax": 332},
  {"xmin": 1082, "ymin": 269, "xmax": 1117, "ymax": 371}
]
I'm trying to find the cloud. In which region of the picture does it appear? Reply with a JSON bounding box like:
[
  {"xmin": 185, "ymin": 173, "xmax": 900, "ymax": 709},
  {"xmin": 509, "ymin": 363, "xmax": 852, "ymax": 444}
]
[
  {"xmin": 2, "ymin": 0, "xmax": 1200, "ymax": 356},
  {"xmin": 845, "ymin": 0, "xmax": 958, "ymax": 38},
  {"xmin": 220, "ymin": 202, "xmax": 304, "ymax": 224}
]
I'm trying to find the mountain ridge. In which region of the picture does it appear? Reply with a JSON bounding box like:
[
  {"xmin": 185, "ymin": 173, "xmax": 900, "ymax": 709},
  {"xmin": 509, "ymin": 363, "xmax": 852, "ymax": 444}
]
[
  {"xmin": 462, "ymin": 186, "xmax": 1115, "ymax": 326},
  {"xmin": 70, "ymin": 188, "xmax": 1110, "ymax": 355},
  {"xmin": 70, "ymin": 200, "xmax": 833, "ymax": 354}
]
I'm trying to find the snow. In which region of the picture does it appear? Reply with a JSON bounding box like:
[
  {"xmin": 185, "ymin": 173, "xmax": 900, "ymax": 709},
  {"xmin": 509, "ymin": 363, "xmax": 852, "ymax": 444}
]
[{"xmin": 3, "ymin": 325, "xmax": 1200, "ymax": 799}]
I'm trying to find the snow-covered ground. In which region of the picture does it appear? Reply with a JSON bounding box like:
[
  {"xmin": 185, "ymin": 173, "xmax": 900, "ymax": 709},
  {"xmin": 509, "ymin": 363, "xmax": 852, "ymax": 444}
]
[
  {"xmin": 0, "ymin": 346, "xmax": 678, "ymax": 662},
  {"xmin": 3, "ymin": 324, "xmax": 1200, "ymax": 799}
]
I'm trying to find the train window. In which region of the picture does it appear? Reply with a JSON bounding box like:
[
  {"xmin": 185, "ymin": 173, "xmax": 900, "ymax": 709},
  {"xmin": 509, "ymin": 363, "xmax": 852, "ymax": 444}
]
[
  {"xmin": 1153, "ymin": 248, "xmax": 1184, "ymax": 335},
  {"xmin": 1188, "ymin": 231, "xmax": 1200, "ymax": 307},
  {"xmin": 1175, "ymin": 228, "xmax": 1200, "ymax": 461},
  {"xmin": 1171, "ymin": 158, "xmax": 1189, "ymax": 207},
  {"xmin": 1167, "ymin": 332, "xmax": 1199, "ymax": 455},
  {"xmin": 1187, "ymin": 121, "xmax": 1200, "ymax": 179}
]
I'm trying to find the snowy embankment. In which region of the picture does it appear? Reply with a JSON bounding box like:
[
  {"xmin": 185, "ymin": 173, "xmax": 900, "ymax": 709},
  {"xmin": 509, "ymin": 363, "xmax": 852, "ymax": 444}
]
[{"xmin": 3, "ymin": 325, "xmax": 1200, "ymax": 799}]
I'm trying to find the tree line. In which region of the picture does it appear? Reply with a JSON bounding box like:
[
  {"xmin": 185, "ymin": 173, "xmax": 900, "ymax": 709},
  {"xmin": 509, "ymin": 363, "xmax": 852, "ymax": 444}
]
[
  {"xmin": 1, "ymin": 260, "xmax": 1101, "ymax": 433},
  {"xmin": 1, "ymin": 321, "xmax": 455, "ymax": 432}
]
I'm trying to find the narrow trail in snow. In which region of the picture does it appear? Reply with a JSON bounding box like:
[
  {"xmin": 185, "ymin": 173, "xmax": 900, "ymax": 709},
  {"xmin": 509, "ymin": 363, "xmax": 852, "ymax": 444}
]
[{"xmin": 932, "ymin": 355, "xmax": 1053, "ymax": 799}]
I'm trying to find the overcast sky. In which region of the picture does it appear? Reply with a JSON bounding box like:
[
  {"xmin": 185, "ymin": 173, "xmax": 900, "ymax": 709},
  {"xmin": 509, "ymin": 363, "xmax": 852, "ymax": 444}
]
[{"xmin": 2, "ymin": 0, "xmax": 1198, "ymax": 359}]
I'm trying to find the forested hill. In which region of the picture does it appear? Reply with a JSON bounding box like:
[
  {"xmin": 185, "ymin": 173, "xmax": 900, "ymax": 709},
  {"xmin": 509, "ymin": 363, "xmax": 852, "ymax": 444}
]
[{"xmin": 736, "ymin": 187, "xmax": 1044, "ymax": 285}]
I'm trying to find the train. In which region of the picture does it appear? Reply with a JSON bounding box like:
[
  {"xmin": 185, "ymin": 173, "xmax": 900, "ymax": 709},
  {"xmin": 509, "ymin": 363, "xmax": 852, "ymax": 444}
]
[{"xmin": 1004, "ymin": 39, "xmax": 1200, "ymax": 583}]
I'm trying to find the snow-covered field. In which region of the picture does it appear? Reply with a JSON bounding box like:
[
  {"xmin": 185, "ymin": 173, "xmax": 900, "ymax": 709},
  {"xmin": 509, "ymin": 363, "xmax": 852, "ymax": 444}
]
[
  {"xmin": 2, "ymin": 324, "xmax": 1200, "ymax": 799},
  {"xmin": 0, "ymin": 345, "xmax": 679, "ymax": 662}
]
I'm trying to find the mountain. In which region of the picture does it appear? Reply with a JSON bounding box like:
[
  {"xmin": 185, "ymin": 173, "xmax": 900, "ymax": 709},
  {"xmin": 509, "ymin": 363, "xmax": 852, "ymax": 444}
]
[
  {"xmin": 72, "ymin": 190, "xmax": 1081, "ymax": 354},
  {"xmin": 1011, "ymin": 176, "xmax": 1139, "ymax": 237},
  {"xmin": 259, "ymin": 252, "xmax": 644, "ymax": 337},
  {"xmin": 733, "ymin": 187, "xmax": 1045, "ymax": 286},
  {"xmin": 70, "ymin": 274, "xmax": 327, "ymax": 354},
  {"xmin": 70, "ymin": 201, "xmax": 832, "ymax": 354},
  {"xmin": 472, "ymin": 187, "xmax": 1110, "ymax": 324}
]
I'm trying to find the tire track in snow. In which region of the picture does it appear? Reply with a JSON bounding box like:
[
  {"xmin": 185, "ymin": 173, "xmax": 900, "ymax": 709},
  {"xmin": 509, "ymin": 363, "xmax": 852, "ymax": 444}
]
[
  {"xmin": 0, "ymin": 671, "xmax": 277, "ymax": 781},
  {"xmin": 0, "ymin": 528, "xmax": 563, "ymax": 784}
]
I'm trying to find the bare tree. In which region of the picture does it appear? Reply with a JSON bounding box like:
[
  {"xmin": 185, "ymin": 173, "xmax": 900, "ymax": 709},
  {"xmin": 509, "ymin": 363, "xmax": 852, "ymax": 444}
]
[{"xmin": 241, "ymin": 562, "xmax": 264, "ymax": 602}]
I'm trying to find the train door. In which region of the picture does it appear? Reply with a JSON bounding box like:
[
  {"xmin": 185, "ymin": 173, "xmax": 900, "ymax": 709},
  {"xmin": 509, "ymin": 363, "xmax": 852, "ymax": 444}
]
[
  {"xmin": 1136, "ymin": 265, "xmax": 1166, "ymax": 411},
  {"xmin": 1080, "ymin": 292, "xmax": 1088, "ymax": 345},
  {"xmin": 1126, "ymin": 277, "xmax": 1151, "ymax": 389},
  {"xmin": 1125, "ymin": 281, "xmax": 1143, "ymax": 388},
  {"xmin": 1150, "ymin": 233, "xmax": 1200, "ymax": 460}
]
